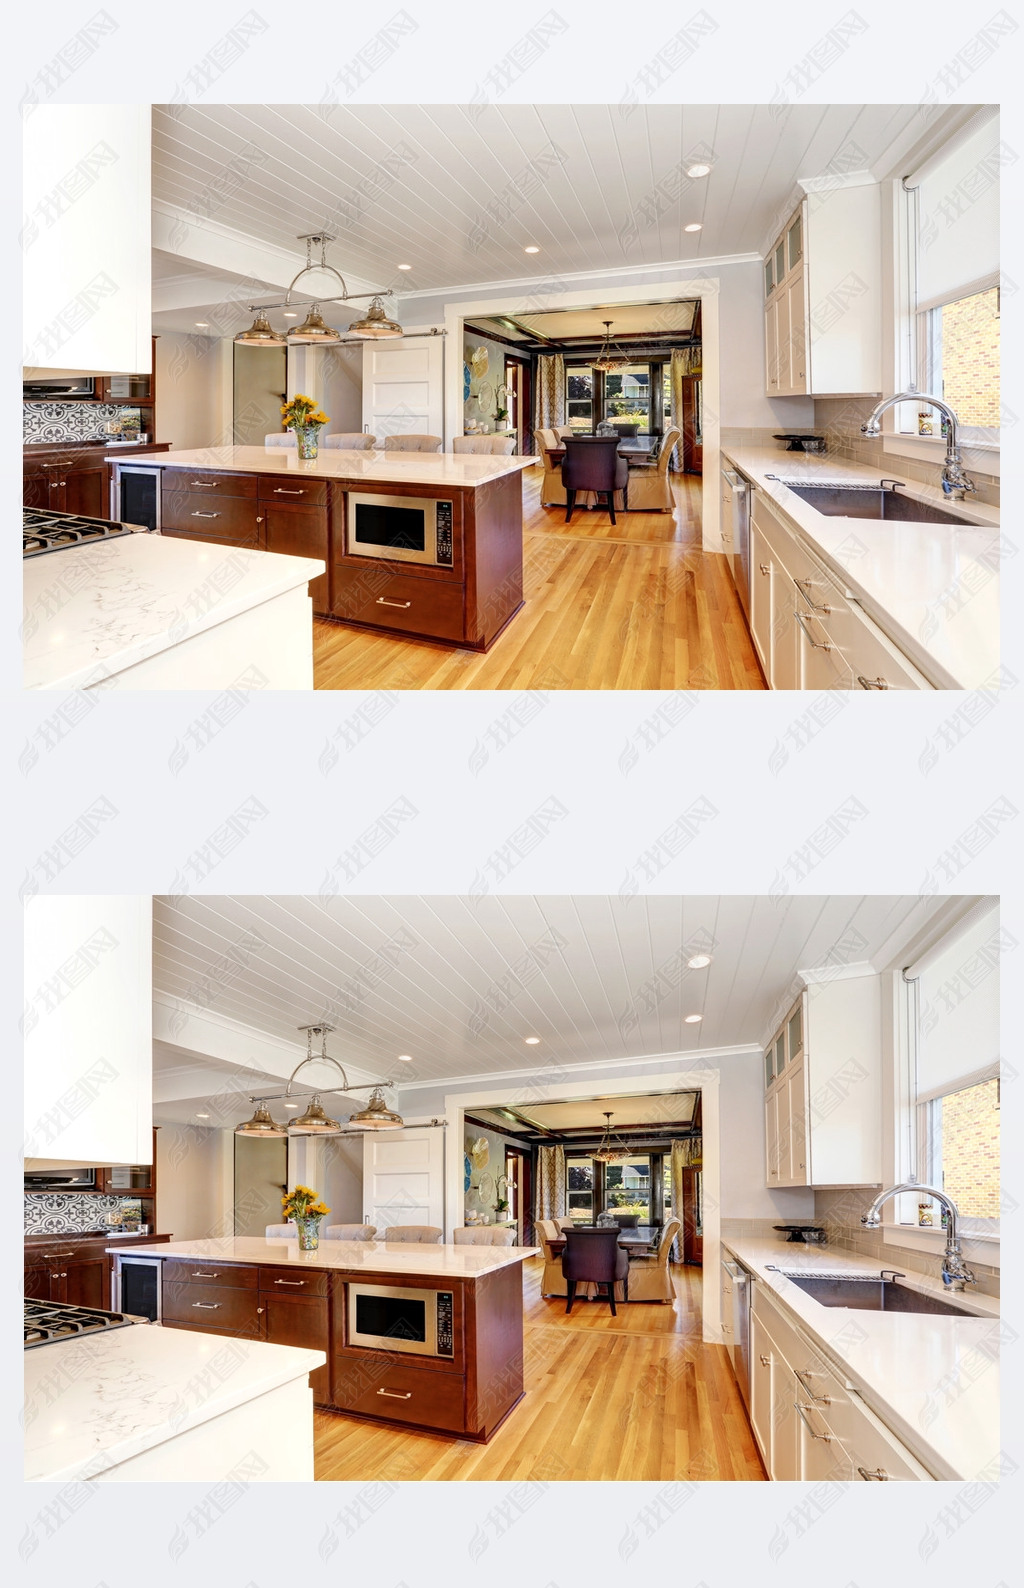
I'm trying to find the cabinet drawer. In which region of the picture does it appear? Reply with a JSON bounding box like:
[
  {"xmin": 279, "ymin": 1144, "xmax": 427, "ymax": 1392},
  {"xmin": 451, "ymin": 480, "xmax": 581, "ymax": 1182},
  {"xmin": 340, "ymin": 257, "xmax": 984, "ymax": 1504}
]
[
  {"xmin": 163, "ymin": 470, "xmax": 257, "ymax": 498},
  {"xmin": 258, "ymin": 477, "xmax": 327, "ymax": 506},
  {"xmin": 332, "ymin": 566, "xmax": 466, "ymax": 642},
  {"xmin": 163, "ymin": 1281, "xmax": 261, "ymax": 1332},
  {"xmin": 163, "ymin": 1262, "xmax": 258, "ymax": 1290},
  {"xmin": 332, "ymin": 1356, "xmax": 466, "ymax": 1432},
  {"xmin": 162, "ymin": 491, "xmax": 262, "ymax": 544},
  {"xmin": 258, "ymin": 1267, "xmax": 329, "ymax": 1297},
  {"xmin": 818, "ymin": 601, "xmax": 933, "ymax": 691},
  {"xmin": 162, "ymin": 1316, "xmax": 261, "ymax": 1341},
  {"xmin": 830, "ymin": 1389, "xmax": 933, "ymax": 1479}
]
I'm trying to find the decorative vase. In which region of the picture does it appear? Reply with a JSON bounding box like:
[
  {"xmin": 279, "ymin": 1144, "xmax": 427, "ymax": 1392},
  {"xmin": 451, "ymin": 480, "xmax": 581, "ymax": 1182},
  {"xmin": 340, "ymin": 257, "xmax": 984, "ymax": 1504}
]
[
  {"xmin": 293, "ymin": 424, "xmax": 321, "ymax": 460},
  {"xmin": 295, "ymin": 1215, "xmax": 322, "ymax": 1251}
]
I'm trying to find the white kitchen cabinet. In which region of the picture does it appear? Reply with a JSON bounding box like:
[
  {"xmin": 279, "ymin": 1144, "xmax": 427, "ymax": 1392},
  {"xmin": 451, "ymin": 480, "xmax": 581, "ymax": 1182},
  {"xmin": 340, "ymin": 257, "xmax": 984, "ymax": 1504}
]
[
  {"xmin": 763, "ymin": 186, "xmax": 882, "ymax": 397},
  {"xmin": 749, "ymin": 519, "xmax": 774, "ymax": 677},
  {"xmin": 749, "ymin": 1310, "xmax": 773, "ymax": 1466},
  {"xmin": 24, "ymin": 896, "xmax": 152, "ymax": 1166},
  {"xmin": 23, "ymin": 106, "xmax": 152, "ymax": 376},
  {"xmin": 764, "ymin": 975, "xmax": 882, "ymax": 1187}
]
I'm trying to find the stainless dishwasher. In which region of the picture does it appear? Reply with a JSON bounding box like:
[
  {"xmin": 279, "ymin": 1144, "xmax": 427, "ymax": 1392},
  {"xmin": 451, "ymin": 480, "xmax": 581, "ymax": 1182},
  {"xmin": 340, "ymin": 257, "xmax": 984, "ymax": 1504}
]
[
  {"xmin": 721, "ymin": 468, "xmax": 750, "ymax": 616},
  {"xmin": 723, "ymin": 1258, "xmax": 752, "ymax": 1406}
]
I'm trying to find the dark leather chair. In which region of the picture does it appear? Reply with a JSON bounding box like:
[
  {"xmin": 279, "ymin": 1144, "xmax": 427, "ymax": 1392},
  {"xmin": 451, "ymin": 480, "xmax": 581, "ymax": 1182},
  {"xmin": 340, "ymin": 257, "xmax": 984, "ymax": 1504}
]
[
  {"xmin": 561, "ymin": 436, "xmax": 628, "ymax": 524},
  {"xmin": 609, "ymin": 1212, "xmax": 641, "ymax": 1229},
  {"xmin": 561, "ymin": 1228, "xmax": 629, "ymax": 1315}
]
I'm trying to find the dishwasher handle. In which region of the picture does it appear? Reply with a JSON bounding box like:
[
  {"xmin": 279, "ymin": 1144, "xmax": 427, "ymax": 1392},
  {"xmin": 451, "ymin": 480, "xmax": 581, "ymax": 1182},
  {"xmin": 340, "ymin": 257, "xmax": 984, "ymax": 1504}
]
[{"xmin": 724, "ymin": 1261, "xmax": 748, "ymax": 1283}]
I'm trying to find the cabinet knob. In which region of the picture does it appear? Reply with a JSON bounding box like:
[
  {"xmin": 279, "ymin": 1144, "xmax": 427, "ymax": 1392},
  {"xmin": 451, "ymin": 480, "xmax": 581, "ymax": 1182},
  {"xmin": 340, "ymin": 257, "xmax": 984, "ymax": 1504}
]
[
  {"xmin": 256, "ymin": 516, "xmax": 263, "ymax": 523},
  {"xmin": 759, "ymin": 563, "xmax": 770, "ymax": 575},
  {"xmin": 759, "ymin": 1354, "xmax": 770, "ymax": 1366},
  {"xmin": 257, "ymin": 1306, "xmax": 264, "ymax": 1314}
]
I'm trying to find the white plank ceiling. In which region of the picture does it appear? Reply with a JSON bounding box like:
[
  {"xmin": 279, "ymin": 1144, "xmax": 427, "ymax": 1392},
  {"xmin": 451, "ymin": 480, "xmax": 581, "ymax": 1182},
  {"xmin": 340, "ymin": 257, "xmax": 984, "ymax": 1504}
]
[
  {"xmin": 150, "ymin": 104, "xmax": 944, "ymax": 330},
  {"xmin": 152, "ymin": 895, "xmax": 940, "ymax": 1115}
]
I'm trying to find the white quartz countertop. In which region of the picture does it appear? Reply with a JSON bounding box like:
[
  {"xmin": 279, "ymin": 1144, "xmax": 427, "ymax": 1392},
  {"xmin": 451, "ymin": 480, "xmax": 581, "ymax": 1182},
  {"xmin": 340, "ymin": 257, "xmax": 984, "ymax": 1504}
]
[
  {"xmin": 24, "ymin": 1322, "xmax": 324, "ymax": 1483},
  {"xmin": 721, "ymin": 1237, "xmax": 999, "ymax": 1480},
  {"xmin": 118, "ymin": 1236, "xmax": 539, "ymax": 1278},
  {"xmin": 720, "ymin": 446, "xmax": 1000, "ymax": 689},
  {"xmin": 24, "ymin": 532, "xmax": 324, "ymax": 691},
  {"xmin": 141, "ymin": 445, "xmax": 535, "ymax": 488}
]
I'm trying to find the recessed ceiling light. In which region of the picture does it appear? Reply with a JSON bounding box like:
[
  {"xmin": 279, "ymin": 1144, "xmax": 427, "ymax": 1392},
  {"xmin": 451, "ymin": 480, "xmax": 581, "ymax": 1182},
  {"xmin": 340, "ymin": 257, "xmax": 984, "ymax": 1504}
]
[
  {"xmin": 397, "ymin": 263, "xmax": 412, "ymax": 270},
  {"xmin": 398, "ymin": 1054, "xmax": 413, "ymax": 1062},
  {"xmin": 687, "ymin": 954, "xmax": 712, "ymax": 969},
  {"xmin": 284, "ymin": 1102, "xmax": 300, "ymax": 1109},
  {"xmin": 524, "ymin": 246, "xmax": 540, "ymax": 254},
  {"xmin": 195, "ymin": 1111, "xmax": 210, "ymax": 1118},
  {"xmin": 283, "ymin": 311, "xmax": 298, "ymax": 318},
  {"xmin": 686, "ymin": 164, "xmax": 711, "ymax": 178},
  {"xmin": 684, "ymin": 1013, "xmax": 703, "ymax": 1024},
  {"xmin": 684, "ymin": 223, "xmax": 703, "ymax": 233},
  {"xmin": 194, "ymin": 322, "xmax": 209, "ymax": 328},
  {"xmin": 524, "ymin": 1036, "xmax": 541, "ymax": 1045}
]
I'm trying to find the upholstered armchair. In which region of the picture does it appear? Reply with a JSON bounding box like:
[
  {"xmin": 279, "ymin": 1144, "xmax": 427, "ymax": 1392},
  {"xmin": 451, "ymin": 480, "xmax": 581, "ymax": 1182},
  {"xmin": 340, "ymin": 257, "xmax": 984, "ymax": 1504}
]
[
  {"xmin": 264, "ymin": 433, "xmax": 296, "ymax": 447},
  {"xmin": 452, "ymin": 434, "xmax": 516, "ymax": 454},
  {"xmin": 384, "ymin": 434, "xmax": 443, "ymax": 452},
  {"xmin": 625, "ymin": 1217, "xmax": 682, "ymax": 1303},
  {"xmin": 536, "ymin": 1218, "xmax": 568, "ymax": 1296},
  {"xmin": 535, "ymin": 427, "xmax": 567, "ymax": 506},
  {"xmin": 323, "ymin": 1224, "xmax": 377, "ymax": 1240},
  {"xmin": 382, "ymin": 1225, "xmax": 444, "ymax": 1242},
  {"xmin": 624, "ymin": 426, "xmax": 682, "ymax": 513},
  {"xmin": 324, "ymin": 434, "xmax": 376, "ymax": 449},
  {"xmin": 264, "ymin": 1223, "xmax": 295, "ymax": 1236},
  {"xmin": 453, "ymin": 1227, "xmax": 516, "ymax": 1245}
]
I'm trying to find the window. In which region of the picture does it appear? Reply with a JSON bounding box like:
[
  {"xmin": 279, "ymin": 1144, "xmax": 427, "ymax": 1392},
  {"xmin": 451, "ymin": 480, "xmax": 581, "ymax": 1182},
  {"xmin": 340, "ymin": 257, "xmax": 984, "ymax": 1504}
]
[
  {"xmin": 565, "ymin": 1155, "xmax": 594, "ymax": 1223},
  {"xmin": 604, "ymin": 1155, "xmax": 652, "ymax": 1222},
  {"xmin": 603, "ymin": 365, "xmax": 650, "ymax": 429},
  {"xmin": 566, "ymin": 367, "xmax": 594, "ymax": 433},
  {"xmin": 902, "ymin": 113, "xmax": 1001, "ymax": 444},
  {"xmin": 903, "ymin": 900, "xmax": 1002, "ymax": 1236}
]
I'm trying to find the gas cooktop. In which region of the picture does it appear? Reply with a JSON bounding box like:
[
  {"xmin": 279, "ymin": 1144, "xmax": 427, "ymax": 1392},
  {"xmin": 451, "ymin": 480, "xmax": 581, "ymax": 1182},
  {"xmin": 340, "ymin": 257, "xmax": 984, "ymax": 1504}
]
[
  {"xmin": 23, "ymin": 506, "xmax": 141, "ymax": 558},
  {"xmin": 24, "ymin": 1299, "xmax": 146, "ymax": 1348}
]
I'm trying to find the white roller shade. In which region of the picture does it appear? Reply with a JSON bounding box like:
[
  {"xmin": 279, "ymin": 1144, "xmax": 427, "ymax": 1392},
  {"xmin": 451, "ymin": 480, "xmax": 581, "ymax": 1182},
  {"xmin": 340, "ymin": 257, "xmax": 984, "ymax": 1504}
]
[
  {"xmin": 908, "ymin": 901, "xmax": 1001, "ymax": 1103},
  {"xmin": 915, "ymin": 115, "xmax": 1002, "ymax": 312}
]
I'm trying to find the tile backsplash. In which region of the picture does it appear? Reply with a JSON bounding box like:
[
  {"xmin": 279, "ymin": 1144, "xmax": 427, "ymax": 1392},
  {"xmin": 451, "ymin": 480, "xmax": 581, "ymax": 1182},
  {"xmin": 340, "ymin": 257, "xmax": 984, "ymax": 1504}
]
[
  {"xmin": 25, "ymin": 1192, "xmax": 143, "ymax": 1235},
  {"xmin": 24, "ymin": 402, "xmax": 142, "ymax": 445},
  {"xmin": 813, "ymin": 1187, "xmax": 1000, "ymax": 1298},
  {"xmin": 813, "ymin": 397, "xmax": 1001, "ymax": 508}
]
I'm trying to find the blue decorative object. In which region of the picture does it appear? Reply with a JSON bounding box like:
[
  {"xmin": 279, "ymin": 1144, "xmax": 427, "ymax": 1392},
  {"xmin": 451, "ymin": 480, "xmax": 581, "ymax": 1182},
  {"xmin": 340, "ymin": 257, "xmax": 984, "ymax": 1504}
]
[
  {"xmin": 463, "ymin": 362, "xmax": 472, "ymax": 401},
  {"xmin": 464, "ymin": 1153, "xmax": 472, "ymax": 1192}
]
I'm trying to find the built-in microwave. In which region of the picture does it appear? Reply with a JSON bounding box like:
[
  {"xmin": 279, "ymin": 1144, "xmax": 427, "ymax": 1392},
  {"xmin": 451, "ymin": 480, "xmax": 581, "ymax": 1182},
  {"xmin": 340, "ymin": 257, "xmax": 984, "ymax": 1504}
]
[
  {"xmin": 346, "ymin": 492, "xmax": 453, "ymax": 567},
  {"xmin": 347, "ymin": 1282, "xmax": 454, "ymax": 1357}
]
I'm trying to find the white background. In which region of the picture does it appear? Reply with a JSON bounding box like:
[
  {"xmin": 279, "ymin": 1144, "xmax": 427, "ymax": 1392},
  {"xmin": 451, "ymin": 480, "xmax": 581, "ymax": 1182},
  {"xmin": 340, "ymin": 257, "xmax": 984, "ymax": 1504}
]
[{"xmin": 3, "ymin": 3, "xmax": 1020, "ymax": 1582}]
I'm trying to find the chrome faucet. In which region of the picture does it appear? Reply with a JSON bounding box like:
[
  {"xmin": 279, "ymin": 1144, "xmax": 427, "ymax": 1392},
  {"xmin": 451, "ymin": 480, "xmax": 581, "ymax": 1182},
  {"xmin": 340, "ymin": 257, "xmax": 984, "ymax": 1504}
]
[
  {"xmin": 861, "ymin": 391, "xmax": 976, "ymax": 501},
  {"xmin": 861, "ymin": 1183, "xmax": 976, "ymax": 1291}
]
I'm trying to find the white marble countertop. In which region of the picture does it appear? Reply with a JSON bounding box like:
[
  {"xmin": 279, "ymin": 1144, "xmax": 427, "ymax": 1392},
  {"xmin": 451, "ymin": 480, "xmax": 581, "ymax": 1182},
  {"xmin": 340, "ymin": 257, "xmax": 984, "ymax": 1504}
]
[
  {"xmin": 117, "ymin": 1236, "xmax": 539, "ymax": 1278},
  {"xmin": 137, "ymin": 445, "xmax": 535, "ymax": 488},
  {"xmin": 24, "ymin": 533, "xmax": 324, "ymax": 691},
  {"xmin": 721, "ymin": 1237, "xmax": 999, "ymax": 1480},
  {"xmin": 24, "ymin": 1322, "xmax": 324, "ymax": 1482},
  {"xmin": 720, "ymin": 446, "xmax": 1000, "ymax": 689}
]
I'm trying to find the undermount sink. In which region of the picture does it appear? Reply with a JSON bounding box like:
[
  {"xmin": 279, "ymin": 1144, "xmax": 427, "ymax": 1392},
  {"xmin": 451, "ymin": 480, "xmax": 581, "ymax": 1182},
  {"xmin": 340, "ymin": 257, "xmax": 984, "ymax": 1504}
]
[
  {"xmin": 781, "ymin": 1272, "xmax": 976, "ymax": 1317},
  {"xmin": 779, "ymin": 482, "xmax": 972, "ymax": 525}
]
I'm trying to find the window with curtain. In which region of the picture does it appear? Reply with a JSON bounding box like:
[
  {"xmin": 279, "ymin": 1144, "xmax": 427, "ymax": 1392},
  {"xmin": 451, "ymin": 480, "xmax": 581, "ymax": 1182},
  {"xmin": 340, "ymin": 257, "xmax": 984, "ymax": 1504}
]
[
  {"xmin": 904, "ymin": 900, "xmax": 1002, "ymax": 1234},
  {"xmin": 905, "ymin": 113, "xmax": 1001, "ymax": 443}
]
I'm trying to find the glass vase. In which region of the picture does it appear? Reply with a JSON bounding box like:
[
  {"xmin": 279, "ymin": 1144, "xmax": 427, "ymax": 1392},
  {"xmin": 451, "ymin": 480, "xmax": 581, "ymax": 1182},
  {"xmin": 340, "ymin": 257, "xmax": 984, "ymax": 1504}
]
[
  {"xmin": 294, "ymin": 1215, "xmax": 322, "ymax": 1251},
  {"xmin": 293, "ymin": 425, "xmax": 321, "ymax": 460}
]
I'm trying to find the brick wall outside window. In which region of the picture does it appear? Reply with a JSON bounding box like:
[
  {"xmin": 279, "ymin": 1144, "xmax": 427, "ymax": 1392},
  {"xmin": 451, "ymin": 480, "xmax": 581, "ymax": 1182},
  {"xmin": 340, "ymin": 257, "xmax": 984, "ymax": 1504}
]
[
  {"xmin": 939, "ymin": 287, "xmax": 1000, "ymax": 429},
  {"xmin": 937, "ymin": 1077, "xmax": 1000, "ymax": 1218}
]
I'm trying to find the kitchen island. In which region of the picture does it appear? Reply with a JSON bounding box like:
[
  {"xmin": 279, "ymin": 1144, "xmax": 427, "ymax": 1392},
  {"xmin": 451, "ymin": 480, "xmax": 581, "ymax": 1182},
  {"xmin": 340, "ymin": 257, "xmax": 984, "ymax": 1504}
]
[
  {"xmin": 117, "ymin": 1236, "xmax": 537, "ymax": 1442},
  {"xmin": 117, "ymin": 446, "xmax": 533, "ymax": 651},
  {"xmin": 24, "ymin": 532, "xmax": 324, "ymax": 690}
]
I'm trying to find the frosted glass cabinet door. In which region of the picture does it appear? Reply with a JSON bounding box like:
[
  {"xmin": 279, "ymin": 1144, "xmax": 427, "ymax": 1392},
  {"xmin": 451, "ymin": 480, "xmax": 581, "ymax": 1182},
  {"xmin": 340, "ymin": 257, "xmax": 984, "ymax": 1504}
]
[{"xmin": 24, "ymin": 896, "xmax": 152, "ymax": 1165}]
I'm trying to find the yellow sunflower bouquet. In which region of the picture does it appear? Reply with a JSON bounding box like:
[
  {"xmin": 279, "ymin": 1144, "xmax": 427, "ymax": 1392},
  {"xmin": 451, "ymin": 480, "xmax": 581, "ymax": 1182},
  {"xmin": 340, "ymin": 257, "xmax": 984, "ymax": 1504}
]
[
  {"xmin": 282, "ymin": 1184, "xmax": 330, "ymax": 1248},
  {"xmin": 280, "ymin": 394, "xmax": 330, "ymax": 458}
]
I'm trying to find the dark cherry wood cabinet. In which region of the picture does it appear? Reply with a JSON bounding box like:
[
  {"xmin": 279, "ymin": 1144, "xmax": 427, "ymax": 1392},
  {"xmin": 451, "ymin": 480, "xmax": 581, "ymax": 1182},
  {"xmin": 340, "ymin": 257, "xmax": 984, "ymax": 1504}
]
[
  {"xmin": 23, "ymin": 449, "xmax": 107, "ymax": 517},
  {"xmin": 259, "ymin": 476, "xmax": 329, "ymax": 614},
  {"xmin": 24, "ymin": 1232, "xmax": 171, "ymax": 1308}
]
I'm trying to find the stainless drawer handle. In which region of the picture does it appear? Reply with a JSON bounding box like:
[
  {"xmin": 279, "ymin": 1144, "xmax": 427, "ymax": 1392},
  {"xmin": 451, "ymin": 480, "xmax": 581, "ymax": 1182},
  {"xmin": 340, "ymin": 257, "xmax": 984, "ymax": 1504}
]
[
  {"xmin": 376, "ymin": 597, "xmax": 412, "ymax": 608},
  {"xmin": 191, "ymin": 1271, "xmax": 220, "ymax": 1278},
  {"xmin": 794, "ymin": 611, "xmax": 834, "ymax": 651},
  {"xmin": 48, "ymin": 1251, "xmax": 76, "ymax": 1258},
  {"xmin": 794, "ymin": 577, "xmax": 832, "ymax": 614},
  {"xmin": 192, "ymin": 1301, "xmax": 221, "ymax": 1309},
  {"xmin": 274, "ymin": 1278, "xmax": 306, "ymax": 1286},
  {"xmin": 857, "ymin": 1466, "xmax": 890, "ymax": 1480},
  {"xmin": 376, "ymin": 1387, "xmax": 413, "ymax": 1400},
  {"xmin": 857, "ymin": 675, "xmax": 891, "ymax": 690},
  {"xmin": 794, "ymin": 1401, "xmax": 832, "ymax": 1440},
  {"xmin": 190, "ymin": 480, "xmax": 220, "ymax": 487},
  {"xmin": 273, "ymin": 488, "xmax": 305, "ymax": 495},
  {"xmin": 794, "ymin": 1368, "xmax": 831, "ymax": 1404},
  {"xmin": 191, "ymin": 511, "xmax": 220, "ymax": 519}
]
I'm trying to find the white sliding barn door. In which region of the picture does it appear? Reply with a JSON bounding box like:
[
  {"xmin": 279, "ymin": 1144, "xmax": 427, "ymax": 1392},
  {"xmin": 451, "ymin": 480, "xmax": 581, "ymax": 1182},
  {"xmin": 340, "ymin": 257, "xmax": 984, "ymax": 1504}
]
[
  {"xmin": 362, "ymin": 336, "xmax": 444, "ymax": 443},
  {"xmin": 363, "ymin": 1128, "xmax": 445, "ymax": 1232}
]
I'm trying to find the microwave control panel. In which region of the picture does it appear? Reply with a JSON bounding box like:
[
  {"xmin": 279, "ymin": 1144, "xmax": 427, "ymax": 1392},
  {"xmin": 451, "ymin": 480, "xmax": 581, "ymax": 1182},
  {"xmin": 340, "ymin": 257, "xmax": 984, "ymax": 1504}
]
[
  {"xmin": 435, "ymin": 501, "xmax": 453, "ymax": 566},
  {"xmin": 436, "ymin": 1290, "xmax": 454, "ymax": 1355}
]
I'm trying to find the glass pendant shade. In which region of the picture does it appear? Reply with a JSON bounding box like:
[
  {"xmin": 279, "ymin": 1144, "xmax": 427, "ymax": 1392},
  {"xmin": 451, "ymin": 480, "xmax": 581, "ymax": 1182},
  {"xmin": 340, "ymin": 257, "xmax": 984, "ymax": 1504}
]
[
  {"xmin": 347, "ymin": 1086, "xmax": 404, "ymax": 1129},
  {"xmin": 347, "ymin": 297, "xmax": 403, "ymax": 339},
  {"xmin": 234, "ymin": 310, "xmax": 287, "ymax": 347},
  {"xmin": 593, "ymin": 1111, "xmax": 631, "ymax": 1162},
  {"xmin": 593, "ymin": 320, "xmax": 628, "ymax": 373},
  {"xmin": 234, "ymin": 1101, "xmax": 287, "ymax": 1137},
  {"xmin": 287, "ymin": 304, "xmax": 341, "ymax": 344},
  {"xmin": 288, "ymin": 1093, "xmax": 342, "ymax": 1133}
]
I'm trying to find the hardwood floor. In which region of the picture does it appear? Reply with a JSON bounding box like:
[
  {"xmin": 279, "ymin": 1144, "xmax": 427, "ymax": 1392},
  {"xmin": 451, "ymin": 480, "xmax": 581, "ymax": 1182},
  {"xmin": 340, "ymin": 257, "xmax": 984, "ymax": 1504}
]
[
  {"xmin": 312, "ymin": 1257, "xmax": 767, "ymax": 1482},
  {"xmin": 313, "ymin": 466, "xmax": 766, "ymax": 691}
]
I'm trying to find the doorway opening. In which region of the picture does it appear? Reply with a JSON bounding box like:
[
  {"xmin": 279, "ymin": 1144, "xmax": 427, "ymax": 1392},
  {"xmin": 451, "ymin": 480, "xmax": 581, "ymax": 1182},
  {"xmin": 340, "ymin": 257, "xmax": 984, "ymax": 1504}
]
[
  {"xmin": 233, "ymin": 1133, "xmax": 288, "ymax": 1236},
  {"xmin": 233, "ymin": 343, "xmax": 287, "ymax": 445}
]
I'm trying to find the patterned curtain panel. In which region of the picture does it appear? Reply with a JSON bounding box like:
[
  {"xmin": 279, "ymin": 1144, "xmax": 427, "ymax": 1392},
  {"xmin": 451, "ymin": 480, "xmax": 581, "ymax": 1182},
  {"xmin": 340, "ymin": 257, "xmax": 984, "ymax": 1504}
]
[
  {"xmin": 668, "ymin": 348, "xmax": 693, "ymax": 472},
  {"xmin": 670, "ymin": 1139, "xmax": 694, "ymax": 1260},
  {"xmin": 534, "ymin": 1145, "xmax": 566, "ymax": 1220},
  {"xmin": 533, "ymin": 354, "xmax": 566, "ymax": 433}
]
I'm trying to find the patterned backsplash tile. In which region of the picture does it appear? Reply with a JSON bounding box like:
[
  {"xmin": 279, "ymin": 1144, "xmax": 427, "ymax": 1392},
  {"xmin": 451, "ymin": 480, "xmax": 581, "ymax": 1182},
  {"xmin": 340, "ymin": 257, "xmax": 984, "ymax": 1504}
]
[
  {"xmin": 24, "ymin": 402, "xmax": 142, "ymax": 444},
  {"xmin": 25, "ymin": 1192, "xmax": 143, "ymax": 1234}
]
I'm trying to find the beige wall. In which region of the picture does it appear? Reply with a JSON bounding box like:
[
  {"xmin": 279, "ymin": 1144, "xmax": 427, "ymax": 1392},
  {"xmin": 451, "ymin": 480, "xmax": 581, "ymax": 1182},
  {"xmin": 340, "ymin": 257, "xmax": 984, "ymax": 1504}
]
[
  {"xmin": 155, "ymin": 333, "xmax": 228, "ymax": 450},
  {"xmin": 156, "ymin": 1125, "xmax": 233, "ymax": 1241}
]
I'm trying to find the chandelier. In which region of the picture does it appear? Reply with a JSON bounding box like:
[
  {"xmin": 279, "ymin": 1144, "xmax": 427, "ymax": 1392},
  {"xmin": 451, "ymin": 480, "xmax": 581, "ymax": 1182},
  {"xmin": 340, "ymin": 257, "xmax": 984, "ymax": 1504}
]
[
  {"xmin": 235, "ymin": 1023, "xmax": 403, "ymax": 1136},
  {"xmin": 235, "ymin": 234, "xmax": 403, "ymax": 347},
  {"xmin": 592, "ymin": 320, "xmax": 629, "ymax": 373},
  {"xmin": 593, "ymin": 1111, "xmax": 632, "ymax": 1163}
]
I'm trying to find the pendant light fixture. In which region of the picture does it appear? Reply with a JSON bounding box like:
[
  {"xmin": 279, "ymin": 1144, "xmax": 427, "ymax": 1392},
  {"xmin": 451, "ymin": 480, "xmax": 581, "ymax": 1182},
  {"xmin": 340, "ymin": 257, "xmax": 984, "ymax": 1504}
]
[
  {"xmin": 233, "ymin": 1023, "xmax": 403, "ymax": 1136},
  {"xmin": 592, "ymin": 320, "xmax": 629, "ymax": 373},
  {"xmin": 593, "ymin": 1111, "xmax": 632, "ymax": 1163},
  {"xmin": 233, "ymin": 234, "xmax": 404, "ymax": 347}
]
